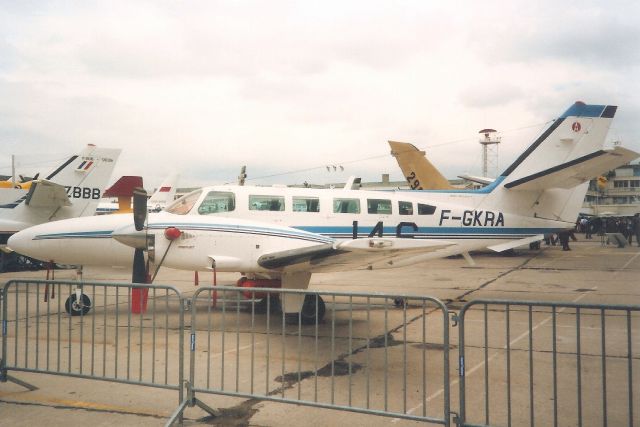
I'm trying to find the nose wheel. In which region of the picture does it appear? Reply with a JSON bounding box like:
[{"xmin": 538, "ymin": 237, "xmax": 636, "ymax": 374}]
[{"xmin": 65, "ymin": 291, "xmax": 92, "ymax": 316}]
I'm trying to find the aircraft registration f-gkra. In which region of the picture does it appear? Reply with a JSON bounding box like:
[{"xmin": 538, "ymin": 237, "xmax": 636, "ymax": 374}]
[{"xmin": 9, "ymin": 102, "xmax": 639, "ymax": 322}]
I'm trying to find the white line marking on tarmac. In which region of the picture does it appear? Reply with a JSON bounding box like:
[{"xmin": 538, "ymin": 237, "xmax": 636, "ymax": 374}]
[
  {"xmin": 617, "ymin": 251, "xmax": 640, "ymax": 272},
  {"xmin": 391, "ymin": 285, "xmax": 598, "ymax": 423}
]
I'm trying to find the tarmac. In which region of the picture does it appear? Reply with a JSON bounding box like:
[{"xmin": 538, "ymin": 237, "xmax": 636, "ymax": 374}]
[{"xmin": 1, "ymin": 235, "xmax": 639, "ymax": 426}]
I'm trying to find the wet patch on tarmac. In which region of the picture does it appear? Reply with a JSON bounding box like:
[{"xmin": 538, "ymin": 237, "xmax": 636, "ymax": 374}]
[
  {"xmin": 412, "ymin": 342, "xmax": 457, "ymax": 350},
  {"xmin": 195, "ymin": 398, "xmax": 261, "ymax": 427},
  {"xmin": 367, "ymin": 332, "xmax": 404, "ymax": 348},
  {"xmin": 275, "ymin": 360, "xmax": 364, "ymax": 387},
  {"xmin": 317, "ymin": 360, "xmax": 363, "ymax": 377}
]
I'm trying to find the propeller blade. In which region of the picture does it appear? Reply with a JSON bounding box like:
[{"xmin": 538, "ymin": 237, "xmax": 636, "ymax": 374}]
[
  {"xmin": 132, "ymin": 248, "xmax": 147, "ymax": 283},
  {"xmin": 133, "ymin": 187, "xmax": 148, "ymax": 231}
]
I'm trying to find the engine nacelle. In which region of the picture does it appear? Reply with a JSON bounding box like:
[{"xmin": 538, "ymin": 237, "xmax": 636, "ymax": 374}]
[{"xmin": 237, "ymin": 277, "xmax": 281, "ymax": 299}]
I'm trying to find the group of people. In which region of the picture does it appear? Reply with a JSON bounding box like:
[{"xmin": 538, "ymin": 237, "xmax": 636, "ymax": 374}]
[
  {"xmin": 540, "ymin": 213, "xmax": 640, "ymax": 251},
  {"xmin": 577, "ymin": 214, "xmax": 640, "ymax": 246}
]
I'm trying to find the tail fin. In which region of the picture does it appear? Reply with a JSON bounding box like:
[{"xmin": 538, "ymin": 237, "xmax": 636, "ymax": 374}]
[
  {"xmin": 500, "ymin": 102, "xmax": 619, "ymax": 187},
  {"xmin": 487, "ymin": 102, "xmax": 639, "ymax": 224},
  {"xmin": 148, "ymin": 173, "xmax": 179, "ymax": 212},
  {"xmin": 389, "ymin": 141, "xmax": 454, "ymax": 190},
  {"xmin": 3, "ymin": 145, "xmax": 121, "ymax": 227}
]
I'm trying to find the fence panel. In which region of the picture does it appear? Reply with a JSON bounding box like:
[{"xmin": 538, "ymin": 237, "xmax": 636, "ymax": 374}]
[
  {"xmin": 1, "ymin": 279, "xmax": 184, "ymax": 392},
  {"xmin": 458, "ymin": 300, "xmax": 640, "ymax": 427},
  {"xmin": 187, "ymin": 287, "xmax": 451, "ymax": 425}
]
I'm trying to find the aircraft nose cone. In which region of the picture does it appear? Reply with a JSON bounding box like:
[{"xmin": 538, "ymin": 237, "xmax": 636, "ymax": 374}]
[{"xmin": 7, "ymin": 228, "xmax": 38, "ymax": 257}]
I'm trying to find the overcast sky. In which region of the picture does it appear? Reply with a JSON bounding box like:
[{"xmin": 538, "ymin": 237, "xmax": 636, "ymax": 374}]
[{"xmin": 1, "ymin": 0, "xmax": 639, "ymax": 189}]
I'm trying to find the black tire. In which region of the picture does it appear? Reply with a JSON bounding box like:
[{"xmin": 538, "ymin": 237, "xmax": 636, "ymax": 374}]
[
  {"xmin": 286, "ymin": 295, "xmax": 325, "ymax": 325},
  {"xmin": 65, "ymin": 293, "xmax": 91, "ymax": 316},
  {"xmin": 393, "ymin": 297, "xmax": 407, "ymax": 308},
  {"xmin": 253, "ymin": 295, "xmax": 281, "ymax": 314}
]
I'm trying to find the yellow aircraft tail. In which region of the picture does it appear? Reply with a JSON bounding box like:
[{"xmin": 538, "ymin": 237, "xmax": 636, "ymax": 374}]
[{"xmin": 388, "ymin": 141, "xmax": 453, "ymax": 190}]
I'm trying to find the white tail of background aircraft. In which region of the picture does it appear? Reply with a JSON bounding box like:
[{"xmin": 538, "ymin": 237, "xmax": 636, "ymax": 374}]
[
  {"xmin": 148, "ymin": 173, "xmax": 179, "ymax": 212},
  {"xmin": 0, "ymin": 144, "xmax": 121, "ymax": 239}
]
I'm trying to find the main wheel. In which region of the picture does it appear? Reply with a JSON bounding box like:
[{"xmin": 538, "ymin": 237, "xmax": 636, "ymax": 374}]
[
  {"xmin": 286, "ymin": 295, "xmax": 325, "ymax": 325},
  {"xmin": 253, "ymin": 294, "xmax": 281, "ymax": 314},
  {"xmin": 393, "ymin": 297, "xmax": 408, "ymax": 308},
  {"xmin": 65, "ymin": 293, "xmax": 92, "ymax": 316}
]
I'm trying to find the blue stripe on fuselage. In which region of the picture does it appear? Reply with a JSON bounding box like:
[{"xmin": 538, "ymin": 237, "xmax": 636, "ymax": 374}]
[{"xmin": 296, "ymin": 225, "xmax": 554, "ymax": 236}]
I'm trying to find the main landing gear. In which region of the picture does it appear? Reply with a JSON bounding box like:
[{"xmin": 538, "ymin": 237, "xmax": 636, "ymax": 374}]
[
  {"xmin": 238, "ymin": 276, "xmax": 326, "ymax": 324},
  {"xmin": 285, "ymin": 294, "xmax": 326, "ymax": 325}
]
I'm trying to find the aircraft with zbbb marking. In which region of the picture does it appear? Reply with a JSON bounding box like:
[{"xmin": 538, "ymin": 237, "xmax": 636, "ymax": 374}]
[
  {"xmin": 9, "ymin": 102, "xmax": 639, "ymax": 323},
  {"xmin": 1, "ymin": 145, "xmax": 121, "ymax": 247}
]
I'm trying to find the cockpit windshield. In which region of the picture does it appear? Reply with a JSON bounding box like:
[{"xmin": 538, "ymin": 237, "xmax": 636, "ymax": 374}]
[{"xmin": 165, "ymin": 189, "xmax": 202, "ymax": 215}]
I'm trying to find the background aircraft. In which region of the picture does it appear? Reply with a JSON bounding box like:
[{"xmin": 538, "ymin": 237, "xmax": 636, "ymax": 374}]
[
  {"xmin": 1, "ymin": 145, "xmax": 120, "ymax": 270},
  {"xmin": 389, "ymin": 140, "xmax": 494, "ymax": 188},
  {"xmin": 148, "ymin": 173, "xmax": 179, "ymax": 212},
  {"xmin": 9, "ymin": 102, "xmax": 639, "ymax": 323},
  {"xmin": 96, "ymin": 173, "xmax": 179, "ymax": 214},
  {"xmin": 388, "ymin": 140, "xmax": 454, "ymax": 190}
]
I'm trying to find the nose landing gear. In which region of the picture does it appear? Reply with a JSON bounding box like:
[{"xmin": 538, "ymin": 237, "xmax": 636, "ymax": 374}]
[{"xmin": 65, "ymin": 290, "xmax": 91, "ymax": 316}]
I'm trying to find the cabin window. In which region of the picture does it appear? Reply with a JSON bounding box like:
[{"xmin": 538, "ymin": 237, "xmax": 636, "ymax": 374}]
[
  {"xmin": 418, "ymin": 203, "xmax": 436, "ymax": 215},
  {"xmin": 249, "ymin": 195, "xmax": 285, "ymax": 211},
  {"xmin": 367, "ymin": 198, "xmax": 392, "ymax": 214},
  {"xmin": 333, "ymin": 198, "xmax": 360, "ymax": 214},
  {"xmin": 198, "ymin": 191, "xmax": 235, "ymax": 214},
  {"xmin": 399, "ymin": 201, "xmax": 413, "ymax": 215},
  {"xmin": 165, "ymin": 190, "xmax": 202, "ymax": 215},
  {"xmin": 293, "ymin": 196, "xmax": 320, "ymax": 212}
]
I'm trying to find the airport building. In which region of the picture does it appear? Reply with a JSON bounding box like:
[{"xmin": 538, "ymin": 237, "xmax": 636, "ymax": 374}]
[{"xmin": 583, "ymin": 161, "xmax": 640, "ymax": 216}]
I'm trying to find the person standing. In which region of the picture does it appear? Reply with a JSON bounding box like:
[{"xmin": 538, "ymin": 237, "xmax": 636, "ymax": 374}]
[
  {"xmin": 558, "ymin": 230, "xmax": 571, "ymax": 251},
  {"xmin": 634, "ymin": 214, "xmax": 640, "ymax": 247}
]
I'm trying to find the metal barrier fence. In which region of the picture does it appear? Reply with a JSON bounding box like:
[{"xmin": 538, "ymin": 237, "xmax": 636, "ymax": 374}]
[
  {"xmin": 1, "ymin": 280, "xmax": 185, "ymax": 402},
  {"xmin": 458, "ymin": 300, "xmax": 640, "ymax": 427},
  {"xmin": 3, "ymin": 280, "xmax": 640, "ymax": 427},
  {"xmin": 170, "ymin": 286, "xmax": 452, "ymax": 426}
]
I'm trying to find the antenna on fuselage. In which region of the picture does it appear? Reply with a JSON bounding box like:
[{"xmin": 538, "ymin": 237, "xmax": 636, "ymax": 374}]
[{"xmin": 238, "ymin": 166, "xmax": 247, "ymax": 186}]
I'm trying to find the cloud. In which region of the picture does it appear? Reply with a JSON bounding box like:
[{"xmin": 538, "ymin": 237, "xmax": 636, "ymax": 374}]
[{"xmin": 0, "ymin": 1, "xmax": 638, "ymax": 187}]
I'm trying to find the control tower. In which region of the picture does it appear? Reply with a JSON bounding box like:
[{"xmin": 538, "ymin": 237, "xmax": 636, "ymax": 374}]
[{"xmin": 478, "ymin": 128, "xmax": 501, "ymax": 178}]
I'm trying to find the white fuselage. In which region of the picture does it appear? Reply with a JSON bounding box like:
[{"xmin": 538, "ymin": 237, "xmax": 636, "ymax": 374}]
[
  {"xmin": 169, "ymin": 182, "xmax": 562, "ymax": 243},
  {"xmin": 7, "ymin": 181, "xmax": 573, "ymax": 274}
]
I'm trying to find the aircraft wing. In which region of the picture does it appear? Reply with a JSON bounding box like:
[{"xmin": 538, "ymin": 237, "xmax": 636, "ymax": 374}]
[
  {"xmin": 504, "ymin": 147, "xmax": 640, "ymax": 191},
  {"xmin": 257, "ymin": 238, "xmax": 455, "ymax": 273},
  {"xmin": 25, "ymin": 180, "xmax": 72, "ymax": 208}
]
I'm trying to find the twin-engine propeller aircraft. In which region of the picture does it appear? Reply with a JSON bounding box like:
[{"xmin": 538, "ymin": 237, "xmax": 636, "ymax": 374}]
[{"xmin": 9, "ymin": 102, "xmax": 639, "ymax": 323}]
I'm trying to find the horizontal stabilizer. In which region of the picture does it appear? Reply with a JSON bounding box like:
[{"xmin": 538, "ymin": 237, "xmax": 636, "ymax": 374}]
[
  {"xmin": 25, "ymin": 180, "xmax": 72, "ymax": 208},
  {"xmin": 458, "ymin": 173, "xmax": 494, "ymax": 186},
  {"xmin": 487, "ymin": 234, "xmax": 544, "ymax": 252},
  {"xmin": 504, "ymin": 147, "xmax": 640, "ymax": 191}
]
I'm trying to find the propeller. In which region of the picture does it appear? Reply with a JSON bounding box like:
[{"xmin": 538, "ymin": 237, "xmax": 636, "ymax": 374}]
[
  {"xmin": 132, "ymin": 187, "xmax": 148, "ymax": 283},
  {"xmin": 114, "ymin": 186, "xmax": 179, "ymax": 284}
]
